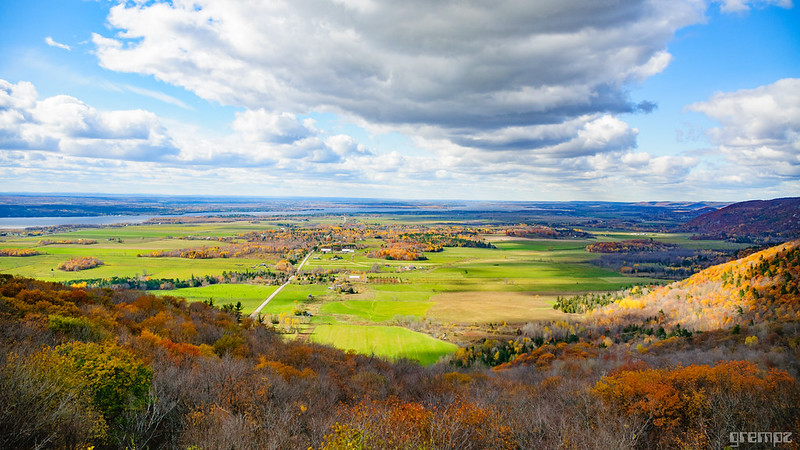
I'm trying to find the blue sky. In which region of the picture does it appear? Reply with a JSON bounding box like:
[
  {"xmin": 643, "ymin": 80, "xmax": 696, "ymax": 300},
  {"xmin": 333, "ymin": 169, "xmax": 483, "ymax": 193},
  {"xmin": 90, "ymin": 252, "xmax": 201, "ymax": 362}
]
[{"xmin": 1, "ymin": 0, "xmax": 798, "ymax": 201}]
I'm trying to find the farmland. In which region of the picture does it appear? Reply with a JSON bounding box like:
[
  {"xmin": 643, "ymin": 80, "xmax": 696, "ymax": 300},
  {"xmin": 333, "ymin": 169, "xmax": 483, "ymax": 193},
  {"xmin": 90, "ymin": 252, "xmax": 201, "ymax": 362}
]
[
  {"xmin": 0, "ymin": 216, "xmax": 746, "ymax": 364},
  {"xmin": 310, "ymin": 324, "xmax": 458, "ymax": 366}
]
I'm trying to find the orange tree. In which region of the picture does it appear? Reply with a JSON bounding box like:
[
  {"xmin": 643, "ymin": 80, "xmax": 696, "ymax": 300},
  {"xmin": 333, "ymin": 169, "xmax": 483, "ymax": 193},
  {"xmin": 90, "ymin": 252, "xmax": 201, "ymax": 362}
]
[{"xmin": 593, "ymin": 361, "xmax": 798, "ymax": 448}]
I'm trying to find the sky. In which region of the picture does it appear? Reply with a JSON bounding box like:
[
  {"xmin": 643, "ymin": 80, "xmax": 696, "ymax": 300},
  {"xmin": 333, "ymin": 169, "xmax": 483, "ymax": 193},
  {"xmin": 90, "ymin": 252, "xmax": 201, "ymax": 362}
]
[{"xmin": 0, "ymin": 0, "xmax": 798, "ymax": 202}]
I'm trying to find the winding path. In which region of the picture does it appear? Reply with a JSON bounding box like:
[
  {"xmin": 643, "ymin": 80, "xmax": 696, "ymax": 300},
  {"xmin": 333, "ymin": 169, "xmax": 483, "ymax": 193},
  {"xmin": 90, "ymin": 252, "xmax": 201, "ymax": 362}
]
[{"xmin": 249, "ymin": 250, "xmax": 313, "ymax": 319}]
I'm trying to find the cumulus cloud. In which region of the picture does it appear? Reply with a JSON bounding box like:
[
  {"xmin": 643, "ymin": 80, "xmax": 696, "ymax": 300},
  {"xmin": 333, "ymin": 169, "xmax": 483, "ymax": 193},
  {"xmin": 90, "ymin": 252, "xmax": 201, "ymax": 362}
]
[
  {"xmin": 3, "ymin": 0, "xmax": 793, "ymax": 200},
  {"xmin": 325, "ymin": 134, "xmax": 373, "ymax": 157},
  {"xmin": 45, "ymin": 36, "xmax": 71, "ymax": 51},
  {"xmin": 716, "ymin": 0, "xmax": 792, "ymax": 13},
  {"xmin": 232, "ymin": 110, "xmax": 315, "ymax": 144},
  {"xmin": 688, "ymin": 78, "xmax": 800, "ymax": 181},
  {"xmin": 0, "ymin": 78, "xmax": 380, "ymax": 169},
  {"xmin": 91, "ymin": 0, "xmax": 711, "ymax": 155},
  {"xmin": 405, "ymin": 118, "xmax": 697, "ymax": 190},
  {"xmin": 597, "ymin": 151, "xmax": 699, "ymax": 181},
  {"xmin": 447, "ymin": 114, "xmax": 638, "ymax": 158},
  {"xmin": 0, "ymin": 79, "xmax": 179, "ymax": 161}
]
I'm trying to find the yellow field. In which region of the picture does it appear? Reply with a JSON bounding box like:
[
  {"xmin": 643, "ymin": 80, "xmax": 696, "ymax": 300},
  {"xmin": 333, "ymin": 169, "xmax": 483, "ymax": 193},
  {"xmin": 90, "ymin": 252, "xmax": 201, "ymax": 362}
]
[{"xmin": 426, "ymin": 291, "xmax": 569, "ymax": 323}]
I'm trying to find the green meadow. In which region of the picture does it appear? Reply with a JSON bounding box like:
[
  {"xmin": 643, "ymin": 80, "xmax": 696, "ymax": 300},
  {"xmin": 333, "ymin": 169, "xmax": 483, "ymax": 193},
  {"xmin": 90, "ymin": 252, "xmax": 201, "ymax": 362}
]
[
  {"xmin": 151, "ymin": 284, "xmax": 278, "ymax": 312},
  {"xmin": 1, "ymin": 250, "xmax": 260, "ymax": 282},
  {"xmin": 320, "ymin": 299, "xmax": 432, "ymax": 322},
  {"xmin": 0, "ymin": 221, "xmax": 278, "ymax": 282},
  {"xmin": 310, "ymin": 324, "xmax": 458, "ymax": 365},
  {"xmin": 150, "ymin": 282, "xmax": 333, "ymax": 315}
]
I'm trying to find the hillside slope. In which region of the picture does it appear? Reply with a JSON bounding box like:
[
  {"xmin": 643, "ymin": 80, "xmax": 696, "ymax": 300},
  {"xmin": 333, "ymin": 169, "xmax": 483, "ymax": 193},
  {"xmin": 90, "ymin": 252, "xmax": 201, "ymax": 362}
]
[
  {"xmin": 593, "ymin": 239, "xmax": 800, "ymax": 331},
  {"xmin": 682, "ymin": 197, "xmax": 800, "ymax": 243}
]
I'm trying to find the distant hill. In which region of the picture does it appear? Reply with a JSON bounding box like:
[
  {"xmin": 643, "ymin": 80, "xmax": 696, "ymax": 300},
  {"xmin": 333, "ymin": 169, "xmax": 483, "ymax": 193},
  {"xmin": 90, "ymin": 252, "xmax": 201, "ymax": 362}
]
[{"xmin": 682, "ymin": 197, "xmax": 800, "ymax": 243}]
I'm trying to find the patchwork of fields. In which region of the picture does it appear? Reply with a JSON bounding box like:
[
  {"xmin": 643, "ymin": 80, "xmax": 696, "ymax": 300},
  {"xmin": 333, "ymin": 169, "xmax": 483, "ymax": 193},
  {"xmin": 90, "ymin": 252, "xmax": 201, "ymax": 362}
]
[{"xmin": 0, "ymin": 219, "xmax": 741, "ymax": 364}]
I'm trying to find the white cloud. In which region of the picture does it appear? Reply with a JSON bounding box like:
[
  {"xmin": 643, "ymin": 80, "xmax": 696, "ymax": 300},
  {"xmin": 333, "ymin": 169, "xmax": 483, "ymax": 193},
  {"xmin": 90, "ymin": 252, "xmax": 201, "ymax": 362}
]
[
  {"xmin": 231, "ymin": 110, "xmax": 315, "ymax": 144},
  {"xmin": 325, "ymin": 134, "xmax": 373, "ymax": 157},
  {"xmin": 45, "ymin": 36, "xmax": 71, "ymax": 51},
  {"xmin": 0, "ymin": 79, "xmax": 37, "ymax": 110},
  {"xmin": 0, "ymin": 79, "xmax": 179, "ymax": 161},
  {"xmin": 571, "ymin": 115, "xmax": 639, "ymax": 155},
  {"xmin": 688, "ymin": 78, "xmax": 800, "ymax": 181},
  {"xmin": 716, "ymin": 0, "xmax": 792, "ymax": 13}
]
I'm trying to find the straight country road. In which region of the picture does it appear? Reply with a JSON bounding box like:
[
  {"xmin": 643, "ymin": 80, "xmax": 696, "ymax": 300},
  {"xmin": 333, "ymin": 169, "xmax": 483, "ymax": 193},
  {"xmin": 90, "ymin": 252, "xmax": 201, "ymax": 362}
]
[{"xmin": 249, "ymin": 250, "xmax": 313, "ymax": 319}]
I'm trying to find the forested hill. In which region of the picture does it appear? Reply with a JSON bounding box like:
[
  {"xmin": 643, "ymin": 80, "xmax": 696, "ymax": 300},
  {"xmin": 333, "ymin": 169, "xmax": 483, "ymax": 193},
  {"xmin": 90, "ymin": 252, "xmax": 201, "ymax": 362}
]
[
  {"xmin": 682, "ymin": 196, "xmax": 800, "ymax": 243},
  {"xmin": 593, "ymin": 239, "xmax": 800, "ymax": 331}
]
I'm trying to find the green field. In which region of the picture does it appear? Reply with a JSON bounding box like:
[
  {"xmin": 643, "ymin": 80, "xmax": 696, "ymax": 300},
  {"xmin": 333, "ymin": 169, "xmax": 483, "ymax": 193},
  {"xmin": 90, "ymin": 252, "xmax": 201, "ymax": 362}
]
[
  {"xmin": 257, "ymin": 284, "xmax": 331, "ymax": 315},
  {"xmin": 1, "ymin": 250, "xmax": 261, "ymax": 282},
  {"xmin": 588, "ymin": 230, "xmax": 751, "ymax": 250},
  {"xmin": 151, "ymin": 284, "xmax": 278, "ymax": 312},
  {"xmin": 0, "ymin": 221, "xmax": 280, "ymax": 282},
  {"xmin": 152, "ymin": 282, "xmax": 332, "ymax": 315},
  {"xmin": 320, "ymin": 299, "xmax": 432, "ymax": 322},
  {"xmin": 310, "ymin": 324, "xmax": 457, "ymax": 365}
]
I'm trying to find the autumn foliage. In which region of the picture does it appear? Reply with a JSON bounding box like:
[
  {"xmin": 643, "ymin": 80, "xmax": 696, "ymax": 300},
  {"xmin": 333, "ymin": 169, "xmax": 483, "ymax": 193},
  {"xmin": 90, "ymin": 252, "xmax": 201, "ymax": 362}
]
[
  {"xmin": 38, "ymin": 239, "xmax": 98, "ymax": 245},
  {"xmin": 139, "ymin": 242, "xmax": 283, "ymax": 259},
  {"xmin": 321, "ymin": 396, "xmax": 515, "ymax": 450},
  {"xmin": 594, "ymin": 361, "xmax": 797, "ymax": 449},
  {"xmin": 0, "ymin": 248, "xmax": 43, "ymax": 257},
  {"xmin": 586, "ymin": 239, "xmax": 678, "ymax": 253},
  {"xmin": 506, "ymin": 224, "xmax": 593, "ymax": 239},
  {"xmin": 367, "ymin": 242, "xmax": 426, "ymax": 261},
  {"xmin": 57, "ymin": 256, "xmax": 103, "ymax": 271},
  {"xmin": 592, "ymin": 239, "xmax": 800, "ymax": 331}
]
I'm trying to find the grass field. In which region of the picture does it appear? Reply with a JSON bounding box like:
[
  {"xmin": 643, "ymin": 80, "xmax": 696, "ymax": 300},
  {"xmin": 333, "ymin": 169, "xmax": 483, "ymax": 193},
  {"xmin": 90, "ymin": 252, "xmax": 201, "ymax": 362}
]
[
  {"xmin": 32, "ymin": 222, "xmax": 275, "ymax": 240},
  {"xmin": 320, "ymin": 299, "xmax": 432, "ymax": 322},
  {"xmin": 1, "ymin": 251, "xmax": 262, "ymax": 282},
  {"xmin": 0, "ymin": 221, "xmax": 283, "ymax": 282},
  {"xmin": 589, "ymin": 230, "xmax": 751, "ymax": 250},
  {"xmin": 151, "ymin": 284, "xmax": 278, "ymax": 312},
  {"xmin": 258, "ymin": 284, "xmax": 331, "ymax": 315},
  {"xmin": 151, "ymin": 283, "xmax": 333, "ymax": 315},
  {"xmin": 309, "ymin": 324, "xmax": 458, "ymax": 365},
  {"xmin": 426, "ymin": 291, "xmax": 567, "ymax": 323}
]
